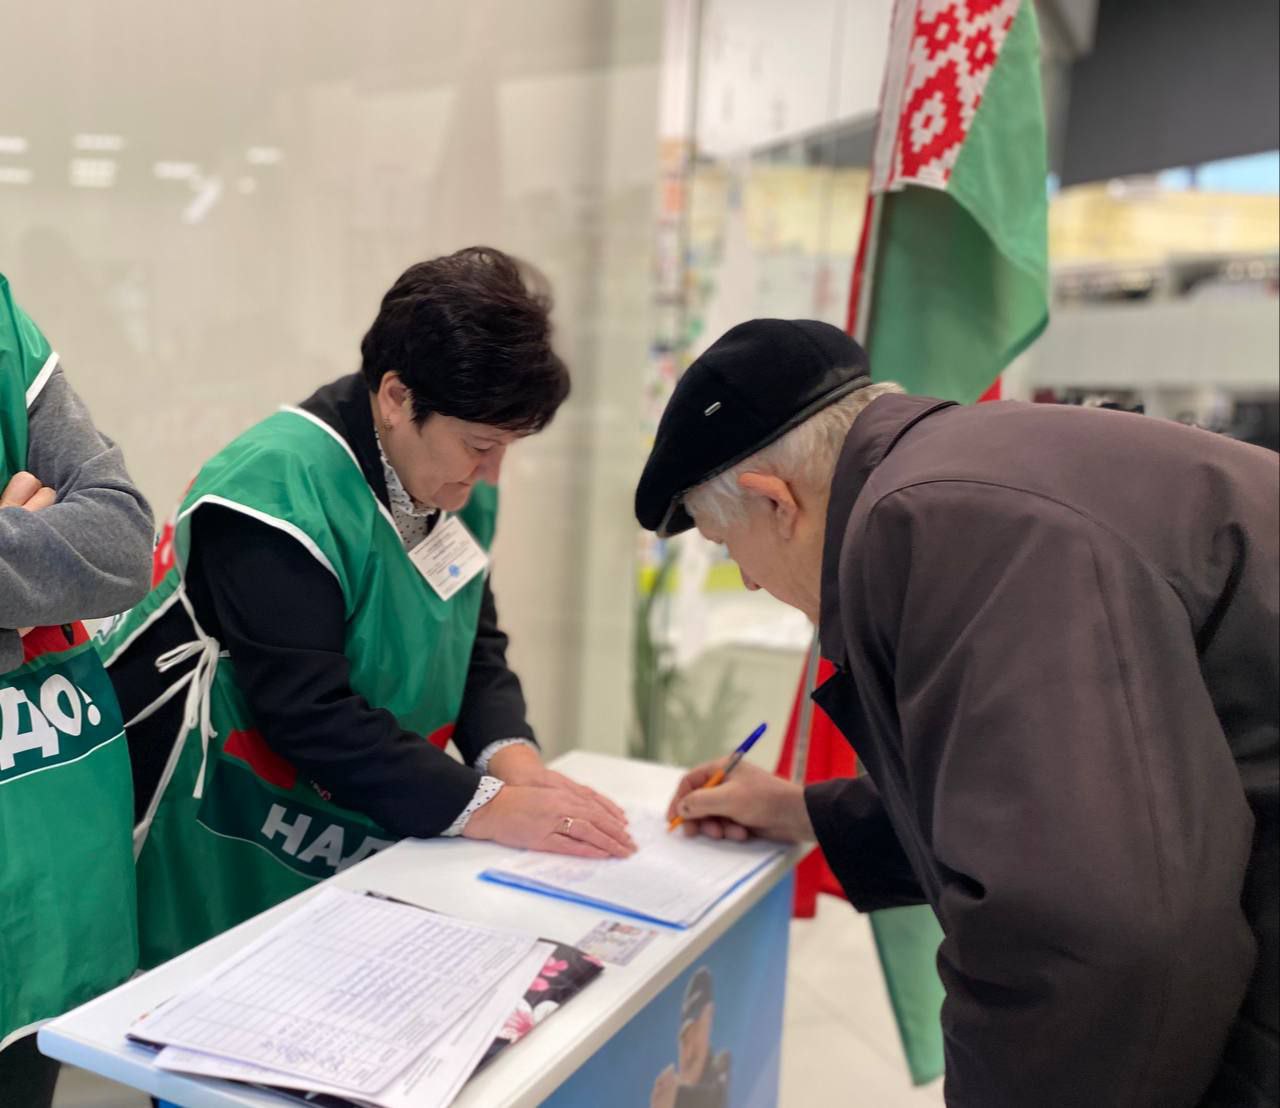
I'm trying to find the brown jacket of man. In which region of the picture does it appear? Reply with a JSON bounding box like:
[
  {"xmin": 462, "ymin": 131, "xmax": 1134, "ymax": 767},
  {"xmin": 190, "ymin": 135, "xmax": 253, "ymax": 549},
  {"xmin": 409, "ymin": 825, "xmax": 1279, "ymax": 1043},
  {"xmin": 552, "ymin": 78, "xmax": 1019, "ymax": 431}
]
[{"xmin": 805, "ymin": 394, "xmax": 1278, "ymax": 1107}]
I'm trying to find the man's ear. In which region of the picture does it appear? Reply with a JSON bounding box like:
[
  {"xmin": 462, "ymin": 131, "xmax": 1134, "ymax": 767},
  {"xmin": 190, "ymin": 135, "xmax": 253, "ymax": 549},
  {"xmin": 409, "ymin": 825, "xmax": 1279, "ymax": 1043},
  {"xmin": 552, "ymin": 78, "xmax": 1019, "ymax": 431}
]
[{"xmin": 737, "ymin": 472, "xmax": 799, "ymax": 539}]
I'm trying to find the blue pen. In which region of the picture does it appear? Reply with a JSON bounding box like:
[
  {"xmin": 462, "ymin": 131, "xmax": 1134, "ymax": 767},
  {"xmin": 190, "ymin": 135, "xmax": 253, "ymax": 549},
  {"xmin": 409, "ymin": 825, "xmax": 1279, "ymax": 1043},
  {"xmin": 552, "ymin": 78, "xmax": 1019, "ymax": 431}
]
[{"xmin": 669, "ymin": 722, "xmax": 768, "ymax": 831}]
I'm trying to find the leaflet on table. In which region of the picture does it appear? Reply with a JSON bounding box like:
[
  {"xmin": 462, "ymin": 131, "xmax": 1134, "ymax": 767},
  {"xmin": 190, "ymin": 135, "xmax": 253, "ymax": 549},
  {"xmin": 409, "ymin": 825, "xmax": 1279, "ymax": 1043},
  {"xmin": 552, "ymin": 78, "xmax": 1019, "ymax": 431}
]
[
  {"xmin": 471, "ymin": 936, "xmax": 605, "ymax": 1072},
  {"xmin": 480, "ymin": 811, "xmax": 786, "ymax": 928},
  {"xmin": 575, "ymin": 918, "xmax": 661, "ymax": 966},
  {"xmin": 129, "ymin": 886, "xmax": 538, "ymax": 1096},
  {"xmin": 153, "ymin": 941, "xmax": 555, "ymax": 1108}
]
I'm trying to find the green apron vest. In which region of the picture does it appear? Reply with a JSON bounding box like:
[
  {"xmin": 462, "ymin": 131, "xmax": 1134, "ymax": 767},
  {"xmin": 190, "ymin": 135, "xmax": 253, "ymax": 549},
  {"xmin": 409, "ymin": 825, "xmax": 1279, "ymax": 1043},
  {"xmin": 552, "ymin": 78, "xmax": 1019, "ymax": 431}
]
[
  {"xmin": 99, "ymin": 406, "xmax": 496, "ymax": 968},
  {"xmin": 0, "ymin": 274, "xmax": 137, "ymax": 1049}
]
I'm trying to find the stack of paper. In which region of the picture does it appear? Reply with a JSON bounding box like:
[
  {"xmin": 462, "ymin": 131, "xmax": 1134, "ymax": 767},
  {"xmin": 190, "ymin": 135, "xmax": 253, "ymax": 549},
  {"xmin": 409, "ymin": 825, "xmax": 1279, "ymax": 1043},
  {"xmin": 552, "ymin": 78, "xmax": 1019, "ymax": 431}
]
[
  {"xmin": 481, "ymin": 811, "xmax": 787, "ymax": 927},
  {"xmin": 129, "ymin": 887, "xmax": 559, "ymax": 1108}
]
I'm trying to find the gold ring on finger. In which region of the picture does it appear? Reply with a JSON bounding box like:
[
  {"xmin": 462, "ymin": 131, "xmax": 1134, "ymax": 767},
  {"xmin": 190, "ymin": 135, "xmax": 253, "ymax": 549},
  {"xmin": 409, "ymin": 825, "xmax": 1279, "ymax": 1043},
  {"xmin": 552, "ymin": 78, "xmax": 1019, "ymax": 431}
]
[{"xmin": 559, "ymin": 816, "xmax": 574, "ymax": 836}]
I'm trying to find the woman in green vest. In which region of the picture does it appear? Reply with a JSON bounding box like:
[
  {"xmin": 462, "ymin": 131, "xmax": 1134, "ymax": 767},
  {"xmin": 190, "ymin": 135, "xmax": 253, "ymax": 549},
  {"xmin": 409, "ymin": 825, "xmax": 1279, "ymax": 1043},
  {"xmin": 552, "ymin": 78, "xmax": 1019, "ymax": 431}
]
[
  {"xmin": 0, "ymin": 275, "xmax": 154, "ymax": 1105},
  {"xmin": 103, "ymin": 246, "xmax": 635, "ymax": 970}
]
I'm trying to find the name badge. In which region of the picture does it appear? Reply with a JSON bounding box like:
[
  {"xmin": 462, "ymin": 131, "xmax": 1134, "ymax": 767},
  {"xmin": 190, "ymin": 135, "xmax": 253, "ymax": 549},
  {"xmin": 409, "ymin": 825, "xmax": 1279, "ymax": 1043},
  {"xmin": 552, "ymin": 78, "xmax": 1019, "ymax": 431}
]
[{"xmin": 408, "ymin": 516, "xmax": 489, "ymax": 601}]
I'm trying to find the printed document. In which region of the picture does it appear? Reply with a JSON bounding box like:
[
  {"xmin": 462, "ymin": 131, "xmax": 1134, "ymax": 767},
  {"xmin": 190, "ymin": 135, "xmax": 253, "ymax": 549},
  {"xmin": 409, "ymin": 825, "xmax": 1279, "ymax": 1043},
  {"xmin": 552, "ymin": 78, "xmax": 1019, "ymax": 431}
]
[
  {"xmin": 482, "ymin": 812, "xmax": 785, "ymax": 927},
  {"xmin": 152, "ymin": 940, "xmax": 554, "ymax": 1108},
  {"xmin": 132, "ymin": 887, "xmax": 537, "ymax": 1096}
]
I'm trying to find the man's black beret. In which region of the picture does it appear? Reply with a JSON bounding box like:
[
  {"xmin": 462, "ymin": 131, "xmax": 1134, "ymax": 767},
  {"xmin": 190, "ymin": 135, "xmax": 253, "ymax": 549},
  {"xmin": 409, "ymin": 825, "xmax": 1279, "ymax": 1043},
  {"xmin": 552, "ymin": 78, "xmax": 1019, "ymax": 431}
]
[{"xmin": 635, "ymin": 319, "xmax": 871, "ymax": 535}]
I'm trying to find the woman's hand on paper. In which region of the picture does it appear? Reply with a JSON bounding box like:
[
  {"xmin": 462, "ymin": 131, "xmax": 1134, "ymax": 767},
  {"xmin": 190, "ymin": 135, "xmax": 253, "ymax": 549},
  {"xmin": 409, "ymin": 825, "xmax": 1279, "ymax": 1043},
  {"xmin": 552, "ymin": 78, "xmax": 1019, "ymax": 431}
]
[
  {"xmin": 463, "ymin": 779, "xmax": 637, "ymax": 859},
  {"xmin": 668, "ymin": 759, "xmax": 813, "ymax": 844},
  {"xmin": 486, "ymin": 742, "xmax": 629, "ymax": 827}
]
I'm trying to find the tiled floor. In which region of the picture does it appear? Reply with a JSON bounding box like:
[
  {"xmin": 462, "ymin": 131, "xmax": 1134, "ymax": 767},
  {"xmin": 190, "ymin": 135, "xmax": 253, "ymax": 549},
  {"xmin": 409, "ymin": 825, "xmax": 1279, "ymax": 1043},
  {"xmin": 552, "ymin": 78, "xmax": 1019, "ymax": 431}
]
[
  {"xmin": 50, "ymin": 1067, "xmax": 147, "ymax": 1108},
  {"xmin": 780, "ymin": 897, "xmax": 946, "ymax": 1106},
  {"xmin": 53, "ymin": 896, "xmax": 943, "ymax": 1107}
]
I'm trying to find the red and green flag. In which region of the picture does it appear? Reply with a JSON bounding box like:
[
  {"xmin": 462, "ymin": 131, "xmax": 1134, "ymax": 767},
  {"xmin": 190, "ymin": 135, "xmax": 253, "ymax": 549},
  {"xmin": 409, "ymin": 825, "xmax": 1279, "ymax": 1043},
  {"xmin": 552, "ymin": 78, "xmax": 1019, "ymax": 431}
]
[
  {"xmin": 852, "ymin": 0, "xmax": 1049, "ymax": 399},
  {"xmin": 845, "ymin": 0, "xmax": 1049, "ymax": 1086}
]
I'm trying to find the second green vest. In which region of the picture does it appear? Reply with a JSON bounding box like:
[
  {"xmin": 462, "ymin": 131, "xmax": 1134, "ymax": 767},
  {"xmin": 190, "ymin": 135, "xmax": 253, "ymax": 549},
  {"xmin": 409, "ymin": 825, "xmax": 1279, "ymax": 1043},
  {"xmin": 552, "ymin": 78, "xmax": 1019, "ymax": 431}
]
[{"xmin": 98, "ymin": 406, "xmax": 496, "ymax": 968}]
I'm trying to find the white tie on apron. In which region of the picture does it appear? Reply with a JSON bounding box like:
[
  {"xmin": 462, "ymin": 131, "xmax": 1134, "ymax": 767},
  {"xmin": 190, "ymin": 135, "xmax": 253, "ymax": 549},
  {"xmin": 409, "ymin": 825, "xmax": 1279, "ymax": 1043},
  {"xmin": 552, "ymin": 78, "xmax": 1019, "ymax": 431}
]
[{"xmin": 154, "ymin": 633, "xmax": 221, "ymax": 800}]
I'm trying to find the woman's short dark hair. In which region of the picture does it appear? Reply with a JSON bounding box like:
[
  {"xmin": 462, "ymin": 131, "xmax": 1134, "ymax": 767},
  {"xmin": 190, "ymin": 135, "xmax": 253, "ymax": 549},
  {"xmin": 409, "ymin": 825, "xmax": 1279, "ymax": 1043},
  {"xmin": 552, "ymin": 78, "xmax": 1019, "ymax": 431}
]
[{"xmin": 360, "ymin": 246, "xmax": 570, "ymax": 433}]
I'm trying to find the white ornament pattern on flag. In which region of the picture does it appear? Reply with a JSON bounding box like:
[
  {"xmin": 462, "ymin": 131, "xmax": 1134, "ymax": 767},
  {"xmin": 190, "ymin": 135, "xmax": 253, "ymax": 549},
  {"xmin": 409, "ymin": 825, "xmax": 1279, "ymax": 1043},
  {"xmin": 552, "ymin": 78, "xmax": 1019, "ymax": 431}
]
[{"xmin": 887, "ymin": 0, "xmax": 1021, "ymax": 190}]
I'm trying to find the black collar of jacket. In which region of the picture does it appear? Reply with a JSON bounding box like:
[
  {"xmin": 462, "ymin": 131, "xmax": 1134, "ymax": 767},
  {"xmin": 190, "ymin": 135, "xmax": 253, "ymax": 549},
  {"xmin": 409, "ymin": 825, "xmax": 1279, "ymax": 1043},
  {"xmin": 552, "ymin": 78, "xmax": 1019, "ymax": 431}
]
[
  {"xmin": 818, "ymin": 393, "xmax": 958, "ymax": 669},
  {"xmin": 298, "ymin": 373, "xmax": 391, "ymax": 509}
]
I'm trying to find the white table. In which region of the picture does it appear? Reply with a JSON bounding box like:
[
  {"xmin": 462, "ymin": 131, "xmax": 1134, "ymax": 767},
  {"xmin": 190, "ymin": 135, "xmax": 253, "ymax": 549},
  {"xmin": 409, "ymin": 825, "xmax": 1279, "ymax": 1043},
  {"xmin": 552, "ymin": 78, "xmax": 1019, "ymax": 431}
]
[{"xmin": 40, "ymin": 752, "xmax": 803, "ymax": 1107}]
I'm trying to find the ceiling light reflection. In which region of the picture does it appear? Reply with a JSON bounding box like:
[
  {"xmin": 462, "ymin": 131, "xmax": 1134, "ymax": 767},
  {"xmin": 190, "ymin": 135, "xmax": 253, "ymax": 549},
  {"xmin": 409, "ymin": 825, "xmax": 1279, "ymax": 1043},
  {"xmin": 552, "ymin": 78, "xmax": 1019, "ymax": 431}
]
[
  {"xmin": 69, "ymin": 158, "xmax": 117, "ymax": 188},
  {"xmin": 154, "ymin": 161, "xmax": 200, "ymax": 181},
  {"xmin": 73, "ymin": 133, "xmax": 126, "ymax": 152},
  {"xmin": 182, "ymin": 177, "xmax": 223, "ymax": 223},
  {"xmin": 245, "ymin": 146, "xmax": 283, "ymax": 166}
]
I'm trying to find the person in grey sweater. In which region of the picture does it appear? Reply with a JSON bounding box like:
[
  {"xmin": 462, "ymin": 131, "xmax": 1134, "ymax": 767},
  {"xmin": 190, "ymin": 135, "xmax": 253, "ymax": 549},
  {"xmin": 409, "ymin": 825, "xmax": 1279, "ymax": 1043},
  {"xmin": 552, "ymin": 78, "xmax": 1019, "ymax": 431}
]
[
  {"xmin": 0, "ymin": 367, "xmax": 155, "ymax": 664},
  {"xmin": 0, "ymin": 277, "xmax": 153, "ymax": 1108}
]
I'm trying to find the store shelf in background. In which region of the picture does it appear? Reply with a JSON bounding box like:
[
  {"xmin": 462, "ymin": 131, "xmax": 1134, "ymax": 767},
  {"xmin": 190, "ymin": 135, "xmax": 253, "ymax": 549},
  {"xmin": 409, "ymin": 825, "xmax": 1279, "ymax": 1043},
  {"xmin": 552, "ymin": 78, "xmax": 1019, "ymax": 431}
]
[
  {"xmin": 1050, "ymin": 183, "xmax": 1280, "ymax": 264},
  {"xmin": 1026, "ymin": 294, "xmax": 1279, "ymax": 392},
  {"xmin": 648, "ymin": 590, "xmax": 813, "ymax": 656},
  {"xmin": 1052, "ymin": 251, "xmax": 1279, "ymax": 304}
]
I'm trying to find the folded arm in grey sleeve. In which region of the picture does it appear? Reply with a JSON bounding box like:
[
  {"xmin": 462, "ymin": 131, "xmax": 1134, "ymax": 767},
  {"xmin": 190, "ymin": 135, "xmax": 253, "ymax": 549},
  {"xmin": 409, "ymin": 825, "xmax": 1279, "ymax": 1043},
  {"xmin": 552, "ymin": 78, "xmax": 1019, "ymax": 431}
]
[{"xmin": 0, "ymin": 363, "xmax": 154, "ymax": 669}]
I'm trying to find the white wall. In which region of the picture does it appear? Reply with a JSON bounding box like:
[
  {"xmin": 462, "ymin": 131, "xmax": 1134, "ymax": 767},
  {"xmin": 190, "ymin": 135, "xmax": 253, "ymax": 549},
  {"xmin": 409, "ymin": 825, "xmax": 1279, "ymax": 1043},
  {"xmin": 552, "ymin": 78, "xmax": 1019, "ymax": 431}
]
[
  {"xmin": 0, "ymin": 1, "xmax": 661, "ymax": 757},
  {"xmin": 694, "ymin": 0, "xmax": 893, "ymax": 157}
]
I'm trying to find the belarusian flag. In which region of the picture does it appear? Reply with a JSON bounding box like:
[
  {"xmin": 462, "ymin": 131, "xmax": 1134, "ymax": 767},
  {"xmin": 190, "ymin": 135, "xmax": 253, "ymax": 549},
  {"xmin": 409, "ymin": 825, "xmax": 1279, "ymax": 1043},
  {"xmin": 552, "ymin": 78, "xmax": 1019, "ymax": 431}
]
[
  {"xmin": 852, "ymin": 0, "xmax": 1050, "ymax": 1085},
  {"xmin": 852, "ymin": 0, "xmax": 1049, "ymax": 400}
]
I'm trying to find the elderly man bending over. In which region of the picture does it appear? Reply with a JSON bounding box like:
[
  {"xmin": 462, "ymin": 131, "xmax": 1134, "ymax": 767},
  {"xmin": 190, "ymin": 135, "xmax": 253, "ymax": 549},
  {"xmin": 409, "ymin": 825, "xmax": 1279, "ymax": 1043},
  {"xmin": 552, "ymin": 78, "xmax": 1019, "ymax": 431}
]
[{"xmin": 634, "ymin": 319, "xmax": 1277, "ymax": 1108}]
